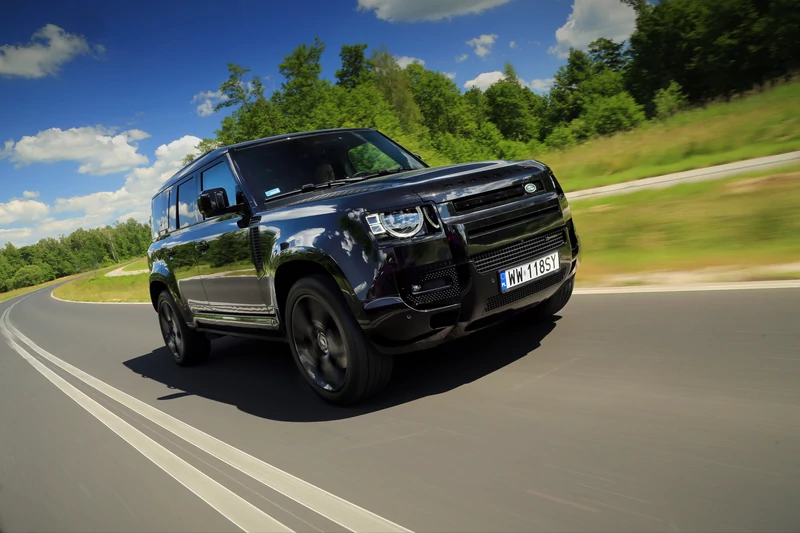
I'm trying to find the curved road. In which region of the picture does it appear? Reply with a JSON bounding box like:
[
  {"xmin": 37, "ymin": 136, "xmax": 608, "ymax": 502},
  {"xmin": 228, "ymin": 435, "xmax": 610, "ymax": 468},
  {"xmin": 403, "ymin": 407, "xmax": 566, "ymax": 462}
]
[{"xmin": 1, "ymin": 284, "xmax": 799, "ymax": 532}]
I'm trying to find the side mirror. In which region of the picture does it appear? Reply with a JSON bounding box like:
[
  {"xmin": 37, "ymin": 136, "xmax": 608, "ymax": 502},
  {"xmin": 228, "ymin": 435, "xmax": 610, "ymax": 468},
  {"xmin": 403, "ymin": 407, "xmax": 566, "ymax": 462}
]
[{"xmin": 198, "ymin": 188, "xmax": 230, "ymax": 218}]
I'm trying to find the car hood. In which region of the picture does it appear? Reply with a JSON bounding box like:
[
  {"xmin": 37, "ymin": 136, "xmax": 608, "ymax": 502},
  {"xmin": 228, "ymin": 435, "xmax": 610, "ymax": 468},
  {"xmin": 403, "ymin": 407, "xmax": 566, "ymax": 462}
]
[
  {"xmin": 262, "ymin": 159, "xmax": 551, "ymax": 211},
  {"xmin": 365, "ymin": 160, "xmax": 550, "ymax": 203}
]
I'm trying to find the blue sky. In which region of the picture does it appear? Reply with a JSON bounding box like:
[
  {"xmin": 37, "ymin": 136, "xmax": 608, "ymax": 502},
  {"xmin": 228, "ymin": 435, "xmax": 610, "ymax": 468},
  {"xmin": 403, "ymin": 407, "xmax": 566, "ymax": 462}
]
[{"xmin": 0, "ymin": 0, "xmax": 636, "ymax": 246}]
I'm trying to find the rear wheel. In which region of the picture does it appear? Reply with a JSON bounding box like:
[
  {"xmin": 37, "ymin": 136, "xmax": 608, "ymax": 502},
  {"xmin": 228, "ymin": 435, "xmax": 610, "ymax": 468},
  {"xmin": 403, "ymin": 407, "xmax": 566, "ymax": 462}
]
[
  {"xmin": 528, "ymin": 275, "xmax": 574, "ymax": 321},
  {"xmin": 286, "ymin": 275, "xmax": 393, "ymax": 405},
  {"xmin": 157, "ymin": 290, "xmax": 210, "ymax": 366}
]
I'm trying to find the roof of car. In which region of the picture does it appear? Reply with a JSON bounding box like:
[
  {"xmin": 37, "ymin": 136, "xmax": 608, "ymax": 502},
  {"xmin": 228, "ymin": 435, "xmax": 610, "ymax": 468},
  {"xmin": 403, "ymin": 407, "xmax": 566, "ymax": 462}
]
[{"xmin": 156, "ymin": 127, "xmax": 375, "ymax": 194}]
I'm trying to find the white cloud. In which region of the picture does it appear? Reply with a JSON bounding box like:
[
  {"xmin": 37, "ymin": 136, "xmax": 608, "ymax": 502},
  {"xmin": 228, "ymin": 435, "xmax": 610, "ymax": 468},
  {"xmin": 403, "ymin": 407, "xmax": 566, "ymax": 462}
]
[
  {"xmin": 192, "ymin": 90, "xmax": 229, "ymax": 117},
  {"xmin": 0, "ymin": 199, "xmax": 49, "ymax": 225},
  {"xmin": 444, "ymin": 72, "xmax": 456, "ymax": 80},
  {"xmin": 22, "ymin": 191, "xmax": 40, "ymax": 198},
  {"xmin": 0, "ymin": 134, "xmax": 203, "ymax": 246},
  {"xmin": 357, "ymin": 0, "xmax": 512, "ymax": 22},
  {"xmin": 0, "ymin": 125, "xmax": 150, "ymax": 176},
  {"xmin": 548, "ymin": 0, "xmax": 636, "ymax": 59},
  {"xmin": 464, "ymin": 71, "xmax": 506, "ymax": 91},
  {"xmin": 0, "ymin": 24, "xmax": 103, "ymax": 79},
  {"xmin": 528, "ymin": 78, "xmax": 555, "ymax": 93},
  {"xmin": 509, "ymin": 40, "xmax": 517, "ymax": 48},
  {"xmin": 54, "ymin": 135, "xmax": 202, "ymax": 219},
  {"xmin": 455, "ymin": 54, "xmax": 469, "ymax": 63},
  {"xmin": 395, "ymin": 55, "xmax": 425, "ymax": 69},
  {"xmin": 467, "ymin": 33, "xmax": 498, "ymax": 58}
]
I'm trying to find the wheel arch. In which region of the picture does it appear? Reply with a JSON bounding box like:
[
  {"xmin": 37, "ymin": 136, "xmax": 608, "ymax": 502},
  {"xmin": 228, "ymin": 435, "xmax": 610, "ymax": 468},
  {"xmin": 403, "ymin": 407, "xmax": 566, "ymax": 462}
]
[{"xmin": 273, "ymin": 251, "xmax": 366, "ymax": 326}]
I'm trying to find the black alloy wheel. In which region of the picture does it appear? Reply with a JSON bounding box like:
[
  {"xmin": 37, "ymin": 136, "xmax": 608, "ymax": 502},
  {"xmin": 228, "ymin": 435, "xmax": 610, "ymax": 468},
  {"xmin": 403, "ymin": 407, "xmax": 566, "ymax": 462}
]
[
  {"xmin": 156, "ymin": 290, "xmax": 210, "ymax": 366},
  {"xmin": 291, "ymin": 294, "xmax": 348, "ymax": 392},
  {"xmin": 285, "ymin": 275, "xmax": 393, "ymax": 405}
]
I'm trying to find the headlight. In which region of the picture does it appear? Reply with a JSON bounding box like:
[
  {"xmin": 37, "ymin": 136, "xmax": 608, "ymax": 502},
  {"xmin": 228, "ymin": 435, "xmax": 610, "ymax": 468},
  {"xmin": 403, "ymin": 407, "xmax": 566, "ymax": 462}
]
[{"xmin": 365, "ymin": 206, "xmax": 440, "ymax": 240}]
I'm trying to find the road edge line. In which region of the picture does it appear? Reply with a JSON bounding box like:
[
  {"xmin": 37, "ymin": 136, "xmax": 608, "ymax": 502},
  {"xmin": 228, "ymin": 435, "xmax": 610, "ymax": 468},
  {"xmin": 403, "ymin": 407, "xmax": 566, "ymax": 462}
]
[
  {"xmin": 4, "ymin": 297, "xmax": 413, "ymax": 533},
  {"xmin": 574, "ymin": 279, "xmax": 800, "ymax": 295},
  {"xmin": 0, "ymin": 307, "xmax": 293, "ymax": 533}
]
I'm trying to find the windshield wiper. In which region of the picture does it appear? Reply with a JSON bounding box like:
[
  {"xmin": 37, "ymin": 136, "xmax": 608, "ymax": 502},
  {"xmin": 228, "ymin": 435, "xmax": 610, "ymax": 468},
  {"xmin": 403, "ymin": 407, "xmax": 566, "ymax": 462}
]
[
  {"xmin": 263, "ymin": 178, "xmax": 363, "ymax": 202},
  {"xmin": 354, "ymin": 167, "xmax": 413, "ymax": 181}
]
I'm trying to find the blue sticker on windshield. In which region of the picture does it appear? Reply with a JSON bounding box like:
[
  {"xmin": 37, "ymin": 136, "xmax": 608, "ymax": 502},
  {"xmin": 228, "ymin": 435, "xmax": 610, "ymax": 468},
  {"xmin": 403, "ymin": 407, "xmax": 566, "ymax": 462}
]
[{"xmin": 265, "ymin": 188, "xmax": 281, "ymax": 197}]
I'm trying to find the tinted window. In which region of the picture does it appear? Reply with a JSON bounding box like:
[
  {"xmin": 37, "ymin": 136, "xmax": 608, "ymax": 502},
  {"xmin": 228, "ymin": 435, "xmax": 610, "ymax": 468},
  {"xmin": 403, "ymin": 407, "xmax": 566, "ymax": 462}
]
[
  {"xmin": 167, "ymin": 188, "xmax": 177, "ymax": 232},
  {"xmin": 231, "ymin": 130, "xmax": 424, "ymax": 208},
  {"xmin": 151, "ymin": 190, "xmax": 169, "ymax": 239},
  {"xmin": 177, "ymin": 176, "xmax": 201, "ymax": 228},
  {"xmin": 201, "ymin": 161, "xmax": 239, "ymax": 213}
]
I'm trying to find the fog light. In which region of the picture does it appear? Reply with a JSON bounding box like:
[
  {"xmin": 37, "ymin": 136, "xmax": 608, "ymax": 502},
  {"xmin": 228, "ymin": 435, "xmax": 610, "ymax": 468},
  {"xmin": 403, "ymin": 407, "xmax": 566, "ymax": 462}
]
[{"xmin": 411, "ymin": 284, "xmax": 422, "ymax": 293}]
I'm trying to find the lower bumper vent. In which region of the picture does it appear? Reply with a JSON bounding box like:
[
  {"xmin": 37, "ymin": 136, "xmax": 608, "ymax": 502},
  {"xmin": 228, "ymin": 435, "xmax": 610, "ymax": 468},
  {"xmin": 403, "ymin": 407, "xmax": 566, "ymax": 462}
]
[{"xmin": 484, "ymin": 269, "xmax": 566, "ymax": 313}]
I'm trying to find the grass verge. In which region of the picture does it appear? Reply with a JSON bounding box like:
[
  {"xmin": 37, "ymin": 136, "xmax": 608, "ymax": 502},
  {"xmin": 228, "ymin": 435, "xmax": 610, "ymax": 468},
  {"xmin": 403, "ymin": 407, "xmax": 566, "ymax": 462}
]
[
  {"xmin": 571, "ymin": 163, "xmax": 800, "ymax": 284},
  {"xmin": 52, "ymin": 272, "xmax": 150, "ymax": 303},
  {"xmin": 542, "ymin": 82, "xmax": 800, "ymax": 192},
  {"xmin": 0, "ymin": 273, "xmax": 83, "ymax": 304},
  {"xmin": 121, "ymin": 257, "xmax": 148, "ymax": 272}
]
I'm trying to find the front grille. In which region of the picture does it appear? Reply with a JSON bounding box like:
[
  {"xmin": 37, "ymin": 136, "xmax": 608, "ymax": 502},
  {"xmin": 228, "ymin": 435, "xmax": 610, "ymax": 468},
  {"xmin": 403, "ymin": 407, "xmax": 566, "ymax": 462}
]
[
  {"xmin": 484, "ymin": 269, "xmax": 566, "ymax": 312},
  {"xmin": 396, "ymin": 262, "xmax": 461, "ymax": 308},
  {"xmin": 470, "ymin": 227, "xmax": 566, "ymax": 274},
  {"xmin": 451, "ymin": 180, "xmax": 544, "ymax": 213}
]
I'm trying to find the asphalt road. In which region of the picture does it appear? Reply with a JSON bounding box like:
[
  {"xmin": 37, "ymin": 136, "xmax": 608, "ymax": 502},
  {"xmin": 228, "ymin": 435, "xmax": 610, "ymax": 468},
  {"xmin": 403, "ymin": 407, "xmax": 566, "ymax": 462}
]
[{"xmin": 1, "ymin": 285, "xmax": 799, "ymax": 532}]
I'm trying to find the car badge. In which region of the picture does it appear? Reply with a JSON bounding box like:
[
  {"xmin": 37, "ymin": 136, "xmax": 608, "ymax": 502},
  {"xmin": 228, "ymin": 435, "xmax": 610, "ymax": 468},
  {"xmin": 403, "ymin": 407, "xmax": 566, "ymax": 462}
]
[{"xmin": 524, "ymin": 183, "xmax": 537, "ymax": 193}]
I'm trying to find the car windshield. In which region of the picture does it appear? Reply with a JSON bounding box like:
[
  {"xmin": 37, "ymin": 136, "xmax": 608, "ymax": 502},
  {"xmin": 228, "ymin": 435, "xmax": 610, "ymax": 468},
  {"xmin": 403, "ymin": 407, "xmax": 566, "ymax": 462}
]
[{"xmin": 230, "ymin": 130, "xmax": 425, "ymax": 205}]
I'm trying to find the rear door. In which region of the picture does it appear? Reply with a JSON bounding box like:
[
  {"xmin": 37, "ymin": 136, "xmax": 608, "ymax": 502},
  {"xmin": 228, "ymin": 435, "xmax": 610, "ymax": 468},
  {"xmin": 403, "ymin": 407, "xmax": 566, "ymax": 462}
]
[
  {"xmin": 192, "ymin": 157, "xmax": 269, "ymax": 316},
  {"xmin": 171, "ymin": 174, "xmax": 208, "ymax": 312},
  {"xmin": 150, "ymin": 184, "xmax": 205, "ymax": 315}
]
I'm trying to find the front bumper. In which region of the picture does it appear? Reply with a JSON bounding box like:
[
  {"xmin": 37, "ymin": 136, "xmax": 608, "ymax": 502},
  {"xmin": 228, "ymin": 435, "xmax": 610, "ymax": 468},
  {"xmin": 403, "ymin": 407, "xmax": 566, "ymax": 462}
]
[{"xmin": 363, "ymin": 213, "xmax": 581, "ymax": 354}]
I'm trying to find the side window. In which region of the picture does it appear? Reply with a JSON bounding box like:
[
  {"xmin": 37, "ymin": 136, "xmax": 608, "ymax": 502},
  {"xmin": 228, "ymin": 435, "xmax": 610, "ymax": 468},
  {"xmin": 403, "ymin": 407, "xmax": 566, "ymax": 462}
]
[
  {"xmin": 177, "ymin": 176, "xmax": 200, "ymax": 228},
  {"xmin": 201, "ymin": 160, "xmax": 240, "ymax": 215},
  {"xmin": 151, "ymin": 191, "xmax": 169, "ymax": 239},
  {"xmin": 167, "ymin": 188, "xmax": 177, "ymax": 232}
]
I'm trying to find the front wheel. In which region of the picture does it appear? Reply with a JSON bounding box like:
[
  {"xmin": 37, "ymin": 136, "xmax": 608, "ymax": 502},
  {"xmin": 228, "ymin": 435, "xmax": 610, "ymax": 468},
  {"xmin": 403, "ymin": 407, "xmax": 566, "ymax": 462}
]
[
  {"xmin": 157, "ymin": 290, "xmax": 210, "ymax": 366},
  {"xmin": 285, "ymin": 275, "xmax": 393, "ymax": 405}
]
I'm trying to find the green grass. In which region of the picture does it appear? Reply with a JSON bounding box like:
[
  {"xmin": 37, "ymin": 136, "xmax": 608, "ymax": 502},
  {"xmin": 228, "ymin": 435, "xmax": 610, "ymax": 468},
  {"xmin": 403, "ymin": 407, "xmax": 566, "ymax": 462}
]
[
  {"xmin": 121, "ymin": 257, "xmax": 149, "ymax": 272},
  {"xmin": 571, "ymin": 163, "xmax": 800, "ymax": 283},
  {"xmin": 541, "ymin": 81, "xmax": 800, "ymax": 192},
  {"xmin": 53, "ymin": 272, "xmax": 150, "ymax": 303},
  {"xmin": 0, "ymin": 273, "xmax": 83, "ymax": 304}
]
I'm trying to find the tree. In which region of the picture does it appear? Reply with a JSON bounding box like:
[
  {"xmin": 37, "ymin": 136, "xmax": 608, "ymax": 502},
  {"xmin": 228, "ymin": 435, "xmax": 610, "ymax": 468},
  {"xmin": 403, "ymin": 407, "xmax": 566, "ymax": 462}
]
[
  {"xmin": 484, "ymin": 62, "xmax": 540, "ymax": 142},
  {"xmin": 370, "ymin": 47, "xmax": 423, "ymax": 134},
  {"xmin": 336, "ymin": 44, "xmax": 371, "ymax": 89},
  {"xmin": 588, "ymin": 38, "xmax": 627, "ymax": 73},
  {"xmin": 273, "ymin": 37, "xmax": 329, "ymax": 131}
]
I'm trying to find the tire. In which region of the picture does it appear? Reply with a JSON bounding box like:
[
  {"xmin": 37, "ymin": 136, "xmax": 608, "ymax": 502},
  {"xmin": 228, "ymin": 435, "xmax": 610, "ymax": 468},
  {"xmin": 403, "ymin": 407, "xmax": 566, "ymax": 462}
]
[
  {"xmin": 285, "ymin": 274, "xmax": 393, "ymax": 406},
  {"xmin": 527, "ymin": 275, "xmax": 574, "ymax": 321},
  {"xmin": 157, "ymin": 290, "xmax": 211, "ymax": 366}
]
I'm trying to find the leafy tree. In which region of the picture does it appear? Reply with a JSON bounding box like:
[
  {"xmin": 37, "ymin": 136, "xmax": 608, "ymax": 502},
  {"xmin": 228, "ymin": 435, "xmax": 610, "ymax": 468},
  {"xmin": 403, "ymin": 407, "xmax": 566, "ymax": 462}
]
[
  {"xmin": 653, "ymin": 81, "xmax": 687, "ymax": 120},
  {"xmin": 370, "ymin": 47, "xmax": 424, "ymax": 134},
  {"xmin": 588, "ymin": 38, "xmax": 627, "ymax": 73},
  {"xmin": 11, "ymin": 265, "xmax": 45, "ymax": 289},
  {"xmin": 485, "ymin": 62, "xmax": 539, "ymax": 142},
  {"xmin": 336, "ymin": 44, "xmax": 371, "ymax": 89}
]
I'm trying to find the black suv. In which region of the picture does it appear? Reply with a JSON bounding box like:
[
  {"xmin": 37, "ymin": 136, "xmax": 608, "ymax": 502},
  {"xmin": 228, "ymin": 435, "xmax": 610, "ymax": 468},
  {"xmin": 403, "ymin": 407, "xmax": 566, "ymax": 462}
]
[{"xmin": 148, "ymin": 128, "xmax": 580, "ymax": 405}]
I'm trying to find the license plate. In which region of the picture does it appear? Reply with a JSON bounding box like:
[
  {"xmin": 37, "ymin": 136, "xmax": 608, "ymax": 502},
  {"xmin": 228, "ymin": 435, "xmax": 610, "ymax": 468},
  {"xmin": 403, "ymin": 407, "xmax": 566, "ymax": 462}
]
[{"xmin": 499, "ymin": 251, "xmax": 560, "ymax": 292}]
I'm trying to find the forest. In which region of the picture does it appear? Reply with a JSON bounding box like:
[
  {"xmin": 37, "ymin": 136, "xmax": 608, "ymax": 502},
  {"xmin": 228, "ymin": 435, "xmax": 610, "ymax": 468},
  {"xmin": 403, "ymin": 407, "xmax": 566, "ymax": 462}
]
[
  {"xmin": 184, "ymin": 0, "xmax": 799, "ymax": 166},
  {"xmin": 1, "ymin": 0, "xmax": 798, "ymax": 294}
]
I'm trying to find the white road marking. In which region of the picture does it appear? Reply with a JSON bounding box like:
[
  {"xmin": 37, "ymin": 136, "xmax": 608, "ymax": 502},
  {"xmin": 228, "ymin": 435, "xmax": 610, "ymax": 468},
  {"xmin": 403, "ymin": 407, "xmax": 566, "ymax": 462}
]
[
  {"xmin": 3, "ymin": 298, "xmax": 413, "ymax": 533},
  {"xmin": 0, "ymin": 309, "xmax": 292, "ymax": 533},
  {"xmin": 574, "ymin": 280, "xmax": 800, "ymax": 295}
]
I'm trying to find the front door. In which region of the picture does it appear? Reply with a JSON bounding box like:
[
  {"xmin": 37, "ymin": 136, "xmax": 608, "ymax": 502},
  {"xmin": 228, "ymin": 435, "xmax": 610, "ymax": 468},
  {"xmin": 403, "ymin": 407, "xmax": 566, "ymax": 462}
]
[{"xmin": 193, "ymin": 158, "xmax": 269, "ymax": 316}]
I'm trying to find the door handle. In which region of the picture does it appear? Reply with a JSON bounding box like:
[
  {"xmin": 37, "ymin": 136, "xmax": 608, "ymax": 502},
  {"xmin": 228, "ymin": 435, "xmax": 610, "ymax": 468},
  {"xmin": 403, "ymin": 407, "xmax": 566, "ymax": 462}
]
[{"xmin": 196, "ymin": 241, "xmax": 209, "ymax": 252}]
